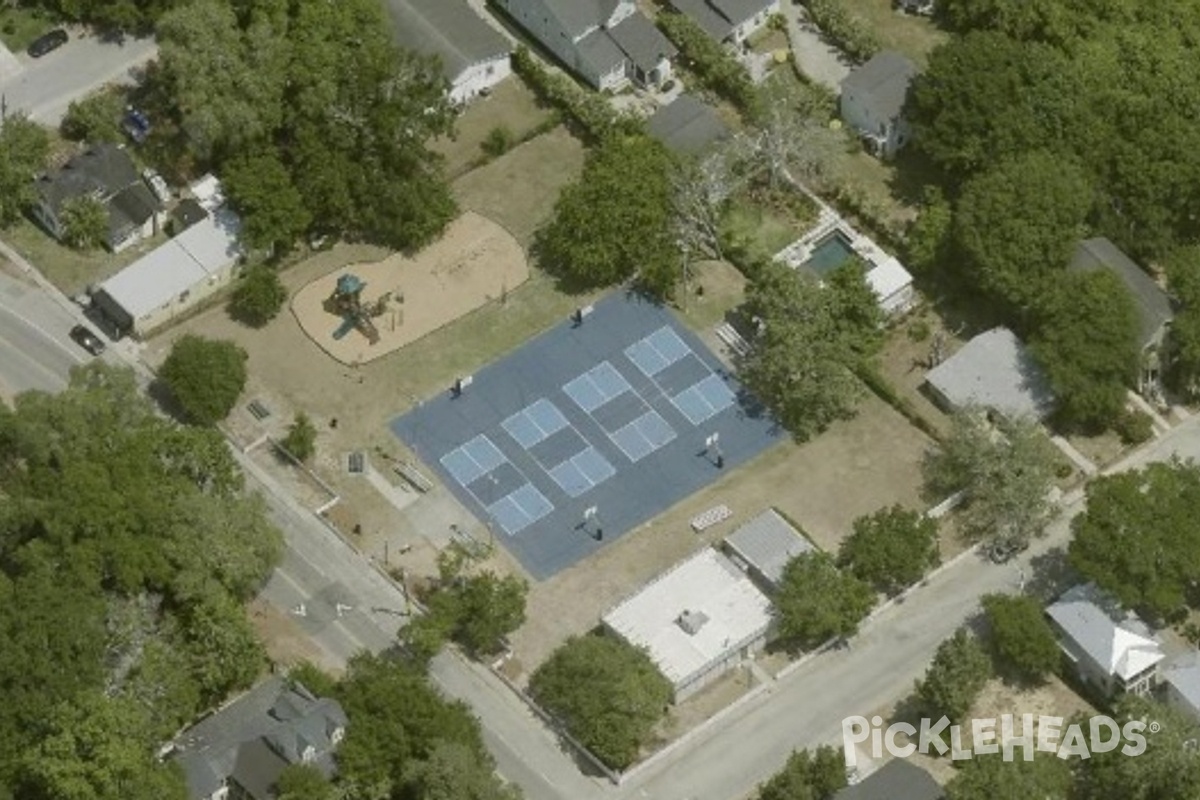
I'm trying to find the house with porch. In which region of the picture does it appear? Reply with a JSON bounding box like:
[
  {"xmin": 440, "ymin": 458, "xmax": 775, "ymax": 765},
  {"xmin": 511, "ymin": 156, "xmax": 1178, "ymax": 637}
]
[
  {"xmin": 1045, "ymin": 583, "xmax": 1164, "ymax": 699},
  {"xmin": 492, "ymin": 0, "xmax": 675, "ymax": 90},
  {"xmin": 839, "ymin": 50, "xmax": 918, "ymax": 159},
  {"xmin": 1068, "ymin": 236, "xmax": 1174, "ymax": 396},
  {"xmin": 31, "ymin": 142, "xmax": 166, "ymax": 253},
  {"xmin": 384, "ymin": 0, "xmax": 513, "ymax": 104},
  {"xmin": 665, "ymin": 0, "xmax": 780, "ymax": 45}
]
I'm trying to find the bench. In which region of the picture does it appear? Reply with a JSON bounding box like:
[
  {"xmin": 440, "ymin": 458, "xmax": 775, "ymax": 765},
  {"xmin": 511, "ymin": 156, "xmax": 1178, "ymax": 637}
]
[
  {"xmin": 247, "ymin": 399, "xmax": 271, "ymax": 420},
  {"xmin": 714, "ymin": 323, "xmax": 751, "ymax": 357},
  {"xmin": 691, "ymin": 504, "xmax": 732, "ymax": 532},
  {"xmin": 394, "ymin": 461, "xmax": 433, "ymax": 493}
]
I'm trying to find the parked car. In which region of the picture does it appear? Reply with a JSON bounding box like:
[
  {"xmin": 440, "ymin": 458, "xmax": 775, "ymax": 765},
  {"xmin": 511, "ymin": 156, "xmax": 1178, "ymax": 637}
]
[
  {"xmin": 142, "ymin": 168, "xmax": 171, "ymax": 203},
  {"xmin": 123, "ymin": 108, "xmax": 151, "ymax": 144},
  {"xmin": 27, "ymin": 29, "xmax": 68, "ymax": 58},
  {"xmin": 69, "ymin": 324, "xmax": 106, "ymax": 357}
]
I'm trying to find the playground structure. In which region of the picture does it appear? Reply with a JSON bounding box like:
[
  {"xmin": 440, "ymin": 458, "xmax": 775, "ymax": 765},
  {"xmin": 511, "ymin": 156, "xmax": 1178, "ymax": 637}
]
[{"xmin": 325, "ymin": 273, "xmax": 392, "ymax": 346}]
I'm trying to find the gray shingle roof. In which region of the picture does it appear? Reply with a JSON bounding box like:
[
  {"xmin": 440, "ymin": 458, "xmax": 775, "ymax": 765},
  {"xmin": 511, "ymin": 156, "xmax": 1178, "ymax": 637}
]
[
  {"xmin": 668, "ymin": 0, "xmax": 735, "ymax": 40},
  {"xmin": 711, "ymin": 0, "xmax": 773, "ymax": 27},
  {"xmin": 835, "ymin": 759, "xmax": 943, "ymax": 800},
  {"xmin": 539, "ymin": 0, "xmax": 618, "ymax": 38},
  {"xmin": 576, "ymin": 27, "xmax": 627, "ymax": 76},
  {"xmin": 840, "ymin": 50, "xmax": 917, "ymax": 123},
  {"xmin": 1046, "ymin": 583, "xmax": 1164, "ymax": 683},
  {"xmin": 608, "ymin": 12, "xmax": 677, "ymax": 73},
  {"xmin": 647, "ymin": 94, "xmax": 730, "ymax": 154},
  {"xmin": 924, "ymin": 327, "xmax": 1055, "ymax": 420},
  {"xmin": 108, "ymin": 182, "xmax": 160, "ymax": 237},
  {"xmin": 723, "ymin": 508, "xmax": 814, "ymax": 588},
  {"xmin": 172, "ymin": 678, "xmax": 347, "ymax": 800},
  {"xmin": 1069, "ymin": 237, "xmax": 1173, "ymax": 350},
  {"xmin": 384, "ymin": 0, "xmax": 511, "ymax": 79},
  {"xmin": 35, "ymin": 142, "xmax": 141, "ymax": 213}
]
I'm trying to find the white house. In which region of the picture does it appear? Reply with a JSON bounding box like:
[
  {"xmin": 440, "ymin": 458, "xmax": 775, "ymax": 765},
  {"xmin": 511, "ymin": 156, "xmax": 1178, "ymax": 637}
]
[
  {"xmin": 384, "ymin": 0, "xmax": 513, "ymax": 104},
  {"xmin": 602, "ymin": 547, "xmax": 773, "ymax": 700},
  {"xmin": 1163, "ymin": 652, "xmax": 1200, "ymax": 723},
  {"xmin": 666, "ymin": 0, "xmax": 780, "ymax": 45},
  {"xmin": 91, "ymin": 208, "xmax": 244, "ymax": 338},
  {"xmin": 32, "ymin": 142, "xmax": 166, "ymax": 253},
  {"xmin": 1046, "ymin": 583, "xmax": 1164, "ymax": 699},
  {"xmin": 839, "ymin": 50, "xmax": 918, "ymax": 159},
  {"xmin": 493, "ymin": 0, "xmax": 676, "ymax": 90},
  {"xmin": 924, "ymin": 327, "xmax": 1056, "ymax": 421}
]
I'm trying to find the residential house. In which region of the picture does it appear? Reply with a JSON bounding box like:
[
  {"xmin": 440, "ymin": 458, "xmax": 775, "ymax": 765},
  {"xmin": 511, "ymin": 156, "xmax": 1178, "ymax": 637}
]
[
  {"xmin": 924, "ymin": 327, "xmax": 1056, "ymax": 421},
  {"xmin": 91, "ymin": 207, "xmax": 244, "ymax": 338},
  {"xmin": 492, "ymin": 0, "xmax": 676, "ymax": 90},
  {"xmin": 32, "ymin": 142, "xmax": 166, "ymax": 252},
  {"xmin": 665, "ymin": 0, "xmax": 780, "ymax": 45},
  {"xmin": 836, "ymin": 759, "xmax": 942, "ymax": 800},
  {"xmin": 722, "ymin": 508, "xmax": 814, "ymax": 591},
  {"xmin": 1068, "ymin": 237, "xmax": 1174, "ymax": 394},
  {"xmin": 1163, "ymin": 652, "xmax": 1200, "ymax": 723},
  {"xmin": 384, "ymin": 0, "xmax": 513, "ymax": 104},
  {"xmin": 1046, "ymin": 583, "xmax": 1165, "ymax": 698},
  {"xmin": 602, "ymin": 547, "xmax": 773, "ymax": 700},
  {"xmin": 839, "ymin": 50, "xmax": 918, "ymax": 159},
  {"xmin": 170, "ymin": 677, "xmax": 347, "ymax": 800},
  {"xmin": 646, "ymin": 93, "xmax": 729, "ymax": 154}
]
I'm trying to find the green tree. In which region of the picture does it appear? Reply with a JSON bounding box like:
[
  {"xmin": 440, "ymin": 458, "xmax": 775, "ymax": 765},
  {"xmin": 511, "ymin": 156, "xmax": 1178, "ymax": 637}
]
[
  {"xmin": 536, "ymin": 134, "xmax": 676, "ymax": 298},
  {"xmin": 904, "ymin": 186, "xmax": 954, "ymax": 275},
  {"xmin": 275, "ymin": 764, "xmax": 334, "ymax": 800},
  {"xmin": 282, "ymin": 412, "xmax": 317, "ymax": 462},
  {"xmin": 1078, "ymin": 695, "xmax": 1200, "ymax": 800},
  {"xmin": 60, "ymin": 90, "xmax": 125, "ymax": 143},
  {"xmin": 159, "ymin": 335, "xmax": 248, "ymax": 426},
  {"xmin": 1031, "ymin": 269, "xmax": 1139, "ymax": 431},
  {"xmin": 922, "ymin": 410, "xmax": 1059, "ymax": 548},
  {"xmin": 952, "ymin": 150, "xmax": 1093, "ymax": 310},
  {"xmin": 16, "ymin": 693, "xmax": 187, "ymax": 800},
  {"xmin": 403, "ymin": 741, "xmax": 520, "ymax": 800},
  {"xmin": 222, "ymin": 151, "xmax": 311, "ymax": 253},
  {"xmin": 335, "ymin": 653, "xmax": 491, "ymax": 797},
  {"xmin": 59, "ymin": 196, "xmax": 110, "ymax": 250},
  {"xmin": 756, "ymin": 745, "xmax": 847, "ymax": 800},
  {"xmin": 980, "ymin": 593, "xmax": 1061, "ymax": 683},
  {"xmin": 0, "ymin": 115, "xmax": 51, "ymax": 227},
  {"xmin": 1069, "ymin": 461, "xmax": 1200, "ymax": 623},
  {"xmin": 1165, "ymin": 244, "xmax": 1200, "ymax": 397},
  {"xmin": 915, "ymin": 629, "xmax": 992, "ymax": 723},
  {"xmin": 739, "ymin": 260, "xmax": 868, "ymax": 442},
  {"xmin": 448, "ymin": 571, "xmax": 528, "ymax": 657},
  {"xmin": 175, "ymin": 588, "xmax": 265, "ymax": 705},
  {"xmin": 230, "ymin": 264, "xmax": 288, "ymax": 327},
  {"xmin": 838, "ymin": 505, "xmax": 940, "ymax": 596},
  {"xmin": 945, "ymin": 751, "xmax": 1073, "ymax": 800},
  {"xmin": 528, "ymin": 633, "xmax": 673, "ymax": 770},
  {"xmin": 775, "ymin": 552, "xmax": 876, "ymax": 651}
]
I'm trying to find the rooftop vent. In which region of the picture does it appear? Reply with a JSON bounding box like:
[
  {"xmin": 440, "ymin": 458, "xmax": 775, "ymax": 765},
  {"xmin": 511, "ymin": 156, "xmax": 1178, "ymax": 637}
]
[{"xmin": 676, "ymin": 609, "xmax": 709, "ymax": 635}]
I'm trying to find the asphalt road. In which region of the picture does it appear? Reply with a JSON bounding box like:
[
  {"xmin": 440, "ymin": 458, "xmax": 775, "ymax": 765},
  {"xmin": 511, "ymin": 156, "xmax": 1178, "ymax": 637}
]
[
  {"xmin": 0, "ymin": 268, "xmax": 96, "ymax": 398},
  {"xmin": 0, "ymin": 31, "xmax": 156, "ymax": 125}
]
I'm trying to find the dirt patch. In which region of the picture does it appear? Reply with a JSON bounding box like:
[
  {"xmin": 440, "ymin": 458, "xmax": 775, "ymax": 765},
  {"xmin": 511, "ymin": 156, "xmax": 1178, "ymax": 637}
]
[
  {"xmin": 291, "ymin": 212, "xmax": 528, "ymax": 365},
  {"xmin": 509, "ymin": 391, "xmax": 933, "ymax": 672},
  {"xmin": 248, "ymin": 597, "xmax": 340, "ymax": 673}
]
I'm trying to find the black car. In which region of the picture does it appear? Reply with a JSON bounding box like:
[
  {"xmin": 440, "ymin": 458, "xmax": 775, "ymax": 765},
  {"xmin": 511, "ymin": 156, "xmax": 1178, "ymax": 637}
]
[
  {"xmin": 69, "ymin": 324, "xmax": 106, "ymax": 357},
  {"xmin": 27, "ymin": 29, "xmax": 68, "ymax": 58}
]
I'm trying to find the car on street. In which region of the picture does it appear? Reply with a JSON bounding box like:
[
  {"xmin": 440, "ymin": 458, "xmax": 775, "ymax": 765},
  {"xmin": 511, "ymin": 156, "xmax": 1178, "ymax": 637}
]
[
  {"xmin": 69, "ymin": 324, "xmax": 105, "ymax": 356},
  {"xmin": 27, "ymin": 29, "xmax": 68, "ymax": 58}
]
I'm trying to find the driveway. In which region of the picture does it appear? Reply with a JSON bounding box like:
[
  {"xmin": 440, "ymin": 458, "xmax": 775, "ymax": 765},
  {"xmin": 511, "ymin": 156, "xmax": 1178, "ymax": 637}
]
[
  {"xmin": 0, "ymin": 40, "xmax": 21, "ymax": 83},
  {"xmin": 0, "ymin": 30, "xmax": 156, "ymax": 125},
  {"xmin": 781, "ymin": 1, "xmax": 851, "ymax": 92}
]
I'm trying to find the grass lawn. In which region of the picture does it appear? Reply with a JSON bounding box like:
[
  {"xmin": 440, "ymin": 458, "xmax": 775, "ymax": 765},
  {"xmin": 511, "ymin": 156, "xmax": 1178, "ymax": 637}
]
[
  {"xmin": 676, "ymin": 259, "xmax": 746, "ymax": 331},
  {"xmin": 0, "ymin": 4, "xmax": 56, "ymax": 53},
  {"xmin": 434, "ymin": 78, "xmax": 557, "ymax": 178},
  {"xmin": 720, "ymin": 185, "xmax": 819, "ymax": 264},
  {"xmin": 2, "ymin": 217, "xmax": 167, "ymax": 295},
  {"xmin": 840, "ymin": 0, "xmax": 949, "ymax": 66}
]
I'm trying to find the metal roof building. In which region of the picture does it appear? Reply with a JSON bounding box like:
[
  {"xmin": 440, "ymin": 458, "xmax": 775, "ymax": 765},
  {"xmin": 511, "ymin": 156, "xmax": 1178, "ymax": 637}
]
[
  {"xmin": 723, "ymin": 508, "xmax": 814, "ymax": 589},
  {"xmin": 924, "ymin": 327, "xmax": 1055, "ymax": 420},
  {"xmin": 602, "ymin": 547, "xmax": 773, "ymax": 700}
]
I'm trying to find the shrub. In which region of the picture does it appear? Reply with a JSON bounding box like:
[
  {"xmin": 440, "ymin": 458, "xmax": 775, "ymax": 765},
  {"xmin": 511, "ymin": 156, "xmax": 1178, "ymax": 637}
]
[
  {"xmin": 907, "ymin": 319, "xmax": 932, "ymax": 342},
  {"xmin": 1114, "ymin": 408, "xmax": 1154, "ymax": 445},
  {"xmin": 229, "ymin": 264, "xmax": 288, "ymax": 327},
  {"xmin": 658, "ymin": 12, "xmax": 761, "ymax": 119},
  {"xmin": 481, "ymin": 125, "xmax": 513, "ymax": 157},
  {"xmin": 801, "ymin": 0, "xmax": 880, "ymax": 63},
  {"xmin": 511, "ymin": 47, "xmax": 641, "ymax": 142}
]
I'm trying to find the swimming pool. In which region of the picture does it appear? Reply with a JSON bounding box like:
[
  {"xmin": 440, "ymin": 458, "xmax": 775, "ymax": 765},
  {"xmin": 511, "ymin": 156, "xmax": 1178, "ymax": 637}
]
[{"xmin": 803, "ymin": 230, "xmax": 857, "ymax": 277}]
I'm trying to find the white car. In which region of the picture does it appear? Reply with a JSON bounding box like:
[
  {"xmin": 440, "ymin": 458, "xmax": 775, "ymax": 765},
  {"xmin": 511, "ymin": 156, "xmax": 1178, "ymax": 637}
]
[{"xmin": 143, "ymin": 168, "xmax": 171, "ymax": 203}]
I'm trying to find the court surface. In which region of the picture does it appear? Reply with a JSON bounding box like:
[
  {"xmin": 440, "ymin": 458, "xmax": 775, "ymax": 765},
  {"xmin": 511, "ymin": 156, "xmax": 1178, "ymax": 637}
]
[{"xmin": 389, "ymin": 292, "xmax": 779, "ymax": 579}]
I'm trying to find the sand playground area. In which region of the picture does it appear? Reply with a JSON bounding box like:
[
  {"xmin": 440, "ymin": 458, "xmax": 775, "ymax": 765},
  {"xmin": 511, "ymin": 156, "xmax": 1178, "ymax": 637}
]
[{"xmin": 292, "ymin": 211, "xmax": 529, "ymax": 365}]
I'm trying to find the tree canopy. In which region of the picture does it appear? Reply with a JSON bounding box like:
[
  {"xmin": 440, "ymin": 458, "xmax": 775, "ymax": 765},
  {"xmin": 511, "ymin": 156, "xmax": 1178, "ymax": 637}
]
[
  {"xmin": 59, "ymin": 196, "xmax": 110, "ymax": 250},
  {"xmin": 915, "ymin": 629, "xmax": 992, "ymax": 723},
  {"xmin": 980, "ymin": 593, "xmax": 1061, "ymax": 683},
  {"xmin": 403, "ymin": 560, "xmax": 528, "ymax": 661},
  {"xmin": 230, "ymin": 264, "xmax": 289, "ymax": 327},
  {"xmin": 756, "ymin": 745, "xmax": 847, "ymax": 800},
  {"xmin": 0, "ymin": 115, "xmax": 51, "ymax": 228},
  {"xmin": 922, "ymin": 410, "xmax": 1059, "ymax": 547},
  {"xmin": 536, "ymin": 134, "xmax": 677, "ymax": 299},
  {"xmin": 0, "ymin": 363, "xmax": 280, "ymax": 788},
  {"xmin": 944, "ymin": 750, "xmax": 1073, "ymax": 800},
  {"xmin": 837, "ymin": 505, "xmax": 939, "ymax": 596},
  {"xmin": 775, "ymin": 551, "xmax": 876, "ymax": 651},
  {"xmin": 154, "ymin": 0, "xmax": 457, "ymax": 250},
  {"xmin": 159, "ymin": 334, "xmax": 248, "ymax": 426},
  {"xmin": 1069, "ymin": 461, "xmax": 1200, "ymax": 623},
  {"xmin": 528, "ymin": 633, "xmax": 672, "ymax": 770}
]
